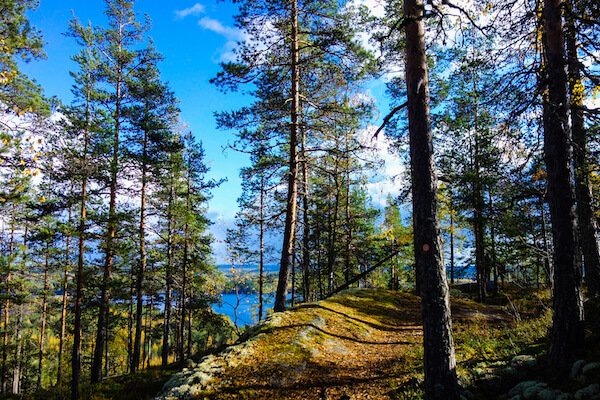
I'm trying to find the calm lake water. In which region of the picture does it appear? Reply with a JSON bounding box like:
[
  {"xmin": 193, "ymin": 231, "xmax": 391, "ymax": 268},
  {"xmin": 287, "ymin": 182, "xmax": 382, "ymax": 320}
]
[
  {"xmin": 212, "ymin": 292, "xmax": 274, "ymax": 328},
  {"xmin": 210, "ymin": 263, "xmax": 477, "ymax": 328}
]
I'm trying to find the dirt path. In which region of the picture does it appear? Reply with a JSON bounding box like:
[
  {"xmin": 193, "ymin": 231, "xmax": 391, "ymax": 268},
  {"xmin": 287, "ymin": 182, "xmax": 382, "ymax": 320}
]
[{"xmin": 157, "ymin": 289, "xmax": 509, "ymax": 400}]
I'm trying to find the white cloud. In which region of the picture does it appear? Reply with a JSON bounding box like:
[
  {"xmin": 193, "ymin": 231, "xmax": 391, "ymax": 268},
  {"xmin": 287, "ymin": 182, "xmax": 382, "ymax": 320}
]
[
  {"xmin": 174, "ymin": 3, "xmax": 205, "ymax": 19},
  {"xmin": 198, "ymin": 17, "xmax": 250, "ymax": 62},
  {"xmin": 199, "ymin": 17, "xmax": 240, "ymax": 40},
  {"xmin": 351, "ymin": 0, "xmax": 385, "ymax": 18},
  {"xmin": 357, "ymin": 124, "xmax": 407, "ymax": 207}
]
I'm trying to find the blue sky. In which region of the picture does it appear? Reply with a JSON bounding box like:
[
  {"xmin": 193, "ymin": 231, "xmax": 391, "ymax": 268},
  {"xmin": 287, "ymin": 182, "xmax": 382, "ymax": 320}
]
[{"xmin": 22, "ymin": 0, "xmax": 396, "ymax": 263}]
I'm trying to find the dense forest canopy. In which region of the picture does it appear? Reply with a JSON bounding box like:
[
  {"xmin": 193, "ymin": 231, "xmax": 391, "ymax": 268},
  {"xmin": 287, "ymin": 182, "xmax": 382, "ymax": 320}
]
[{"xmin": 0, "ymin": 0, "xmax": 599, "ymax": 399}]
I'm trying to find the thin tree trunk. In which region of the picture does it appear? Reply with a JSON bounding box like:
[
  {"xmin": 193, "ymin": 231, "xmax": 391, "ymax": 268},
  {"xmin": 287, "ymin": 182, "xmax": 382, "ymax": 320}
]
[
  {"xmin": 1, "ymin": 205, "xmax": 16, "ymax": 394},
  {"xmin": 404, "ymin": 0, "xmax": 458, "ymax": 398},
  {"xmin": 259, "ymin": 178, "xmax": 265, "ymax": 321},
  {"xmin": 72, "ymin": 70, "xmax": 92, "ymax": 400},
  {"xmin": 147, "ymin": 291, "xmax": 154, "ymax": 368},
  {"xmin": 187, "ymin": 285, "xmax": 193, "ymax": 356},
  {"xmin": 37, "ymin": 240, "xmax": 51, "ymax": 389},
  {"xmin": 58, "ymin": 195, "xmax": 73, "ymax": 386},
  {"xmin": 12, "ymin": 225, "xmax": 27, "ymax": 395},
  {"xmin": 327, "ymin": 164, "xmax": 341, "ymax": 293},
  {"xmin": 12, "ymin": 305, "xmax": 22, "ymax": 395},
  {"xmin": 179, "ymin": 160, "xmax": 192, "ymax": 365},
  {"xmin": 127, "ymin": 271, "xmax": 134, "ymax": 374},
  {"xmin": 542, "ymin": 0, "xmax": 584, "ymax": 373},
  {"xmin": 92, "ymin": 52, "xmax": 122, "ymax": 384},
  {"xmin": 274, "ymin": 0, "xmax": 300, "ymax": 312},
  {"xmin": 104, "ymin": 305, "xmax": 110, "ymax": 378},
  {"xmin": 489, "ymin": 191, "xmax": 498, "ymax": 292},
  {"xmin": 344, "ymin": 137, "xmax": 353, "ymax": 286},
  {"xmin": 132, "ymin": 121, "xmax": 149, "ymax": 373},
  {"xmin": 300, "ymin": 127, "xmax": 311, "ymax": 303},
  {"xmin": 449, "ymin": 192, "xmax": 455, "ymax": 286},
  {"xmin": 539, "ymin": 193, "xmax": 553, "ymax": 287},
  {"xmin": 162, "ymin": 175, "xmax": 175, "ymax": 368},
  {"xmin": 291, "ymin": 251, "xmax": 296, "ymax": 307},
  {"xmin": 470, "ymin": 68, "xmax": 486, "ymax": 302}
]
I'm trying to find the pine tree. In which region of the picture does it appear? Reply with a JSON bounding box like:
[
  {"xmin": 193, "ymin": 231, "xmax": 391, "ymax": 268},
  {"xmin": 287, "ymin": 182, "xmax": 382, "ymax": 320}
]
[
  {"xmin": 125, "ymin": 43, "xmax": 178, "ymax": 373},
  {"xmin": 213, "ymin": 0, "xmax": 374, "ymax": 311},
  {"xmin": 403, "ymin": 0, "xmax": 458, "ymax": 397},
  {"xmin": 91, "ymin": 0, "xmax": 147, "ymax": 382},
  {"xmin": 0, "ymin": 0, "xmax": 47, "ymax": 115},
  {"xmin": 542, "ymin": 0, "xmax": 584, "ymax": 373},
  {"xmin": 63, "ymin": 17, "xmax": 103, "ymax": 399}
]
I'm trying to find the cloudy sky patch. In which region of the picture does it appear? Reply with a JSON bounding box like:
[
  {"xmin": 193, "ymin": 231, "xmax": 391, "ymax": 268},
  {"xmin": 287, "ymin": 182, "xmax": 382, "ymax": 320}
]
[{"xmin": 174, "ymin": 3, "xmax": 205, "ymax": 19}]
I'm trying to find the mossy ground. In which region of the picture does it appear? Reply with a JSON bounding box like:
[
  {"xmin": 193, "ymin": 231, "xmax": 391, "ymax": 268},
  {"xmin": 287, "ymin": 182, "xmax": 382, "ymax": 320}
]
[{"xmin": 159, "ymin": 286, "xmax": 554, "ymax": 400}]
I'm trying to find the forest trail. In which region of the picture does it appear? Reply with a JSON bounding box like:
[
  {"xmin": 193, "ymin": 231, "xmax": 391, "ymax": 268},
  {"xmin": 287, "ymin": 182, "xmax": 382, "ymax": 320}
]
[{"xmin": 157, "ymin": 289, "xmax": 510, "ymax": 400}]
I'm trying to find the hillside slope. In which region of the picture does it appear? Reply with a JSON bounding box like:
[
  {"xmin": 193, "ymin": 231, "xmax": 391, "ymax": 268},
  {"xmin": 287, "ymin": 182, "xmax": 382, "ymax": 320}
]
[{"xmin": 156, "ymin": 288, "xmax": 518, "ymax": 400}]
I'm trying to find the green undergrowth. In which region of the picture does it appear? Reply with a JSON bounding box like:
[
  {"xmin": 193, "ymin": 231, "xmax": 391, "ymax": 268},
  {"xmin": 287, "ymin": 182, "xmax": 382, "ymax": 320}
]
[
  {"xmin": 20, "ymin": 287, "xmax": 559, "ymax": 400},
  {"xmin": 455, "ymin": 289, "xmax": 552, "ymax": 367},
  {"xmin": 389, "ymin": 286, "xmax": 554, "ymax": 399},
  {"xmin": 14, "ymin": 366, "xmax": 177, "ymax": 400}
]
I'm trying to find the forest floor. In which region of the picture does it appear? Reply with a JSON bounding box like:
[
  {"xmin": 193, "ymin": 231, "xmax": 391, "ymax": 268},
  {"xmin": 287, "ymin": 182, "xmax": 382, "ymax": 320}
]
[{"xmin": 157, "ymin": 286, "xmax": 562, "ymax": 400}]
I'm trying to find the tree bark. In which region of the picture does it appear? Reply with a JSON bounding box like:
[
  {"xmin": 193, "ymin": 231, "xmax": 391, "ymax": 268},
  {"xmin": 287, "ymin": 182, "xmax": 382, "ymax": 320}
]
[
  {"xmin": 58, "ymin": 197, "xmax": 73, "ymax": 386},
  {"xmin": 12, "ymin": 305, "xmax": 22, "ymax": 395},
  {"xmin": 274, "ymin": 0, "xmax": 300, "ymax": 312},
  {"xmin": 12, "ymin": 225, "xmax": 27, "ymax": 395},
  {"xmin": 132, "ymin": 120, "xmax": 148, "ymax": 372},
  {"xmin": 471, "ymin": 83, "xmax": 486, "ymax": 302},
  {"xmin": 542, "ymin": 0, "xmax": 584, "ymax": 373},
  {"xmin": 565, "ymin": 4, "xmax": 600, "ymax": 298},
  {"xmin": 71, "ymin": 69, "xmax": 91, "ymax": 400},
  {"xmin": 259, "ymin": 176, "xmax": 265, "ymax": 320},
  {"xmin": 179, "ymin": 161, "xmax": 192, "ymax": 365},
  {"xmin": 37, "ymin": 240, "xmax": 50, "ymax": 389},
  {"xmin": 92, "ymin": 43, "xmax": 122, "ymax": 384},
  {"xmin": 1, "ymin": 205, "xmax": 16, "ymax": 394},
  {"xmin": 300, "ymin": 126, "xmax": 311, "ymax": 303},
  {"xmin": 403, "ymin": 0, "xmax": 459, "ymax": 398},
  {"xmin": 449, "ymin": 192, "xmax": 455, "ymax": 286},
  {"xmin": 162, "ymin": 174, "xmax": 175, "ymax": 368}
]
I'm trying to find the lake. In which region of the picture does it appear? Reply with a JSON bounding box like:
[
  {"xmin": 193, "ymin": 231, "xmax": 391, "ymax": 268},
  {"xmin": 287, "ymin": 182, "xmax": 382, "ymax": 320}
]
[{"xmin": 212, "ymin": 292, "xmax": 275, "ymax": 328}]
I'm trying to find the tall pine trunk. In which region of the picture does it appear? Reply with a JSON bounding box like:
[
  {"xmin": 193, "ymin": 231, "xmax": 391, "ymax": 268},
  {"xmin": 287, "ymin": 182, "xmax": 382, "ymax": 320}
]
[
  {"xmin": 471, "ymin": 75, "xmax": 486, "ymax": 302},
  {"xmin": 92, "ymin": 56, "xmax": 122, "ymax": 384},
  {"xmin": 132, "ymin": 109, "xmax": 149, "ymax": 373},
  {"xmin": 37, "ymin": 240, "xmax": 50, "ymax": 388},
  {"xmin": 259, "ymin": 176, "xmax": 265, "ymax": 321},
  {"xmin": 1, "ymin": 206, "xmax": 16, "ymax": 394},
  {"xmin": 344, "ymin": 132, "xmax": 352, "ymax": 286},
  {"xmin": 12, "ymin": 225, "xmax": 28, "ymax": 395},
  {"xmin": 403, "ymin": 0, "xmax": 458, "ymax": 398},
  {"xmin": 300, "ymin": 127, "xmax": 311, "ymax": 302},
  {"xmin": 57, "ymin": 198, "xmax": 73, "ymax": 386},
  {"xmin": 449, "ymin": 191, "xmax": 455, "ymax": 286},
  {"xmin": 71, "ymin": 73, "xmax": 91, "ymax": 400},
  {"xmin": 542, "ymin": 0, "xmax": 584, "ymax": 372},
  {"xmin": 162, "ymin": 174, "xmax": 175, "ymax": 368},
  {"xmin": 565, "ymin": 4, "xmax": 600, "ymax": 298},
  {"xmin": 274, "ymin": 0, "xmax": 300, "ymax": 312},
  {"xmin": 178, "ymin": 163, "xmax": 192, "ymax": 364}
]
